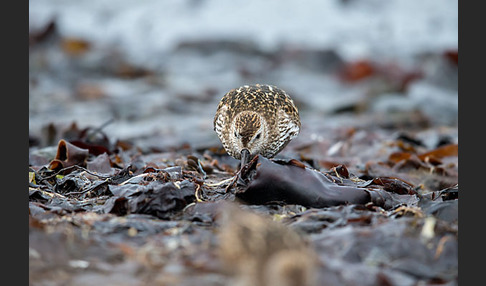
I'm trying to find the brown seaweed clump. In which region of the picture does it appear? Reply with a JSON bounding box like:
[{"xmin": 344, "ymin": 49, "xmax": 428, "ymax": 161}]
[{"xmin": 218, "ymin": 203, "xmax": 318, "ymax": 286}]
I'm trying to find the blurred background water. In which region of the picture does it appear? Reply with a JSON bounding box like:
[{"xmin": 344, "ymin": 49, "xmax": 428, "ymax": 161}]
[{"xmin": 29, "ymin": 0, "xmax": 458, "ymax": 151}]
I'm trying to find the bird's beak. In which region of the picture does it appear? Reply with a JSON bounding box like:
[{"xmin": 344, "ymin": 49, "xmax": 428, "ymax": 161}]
[{"xmin": 240, "ymin": 149, "xmax": 251, "ymax": 169}]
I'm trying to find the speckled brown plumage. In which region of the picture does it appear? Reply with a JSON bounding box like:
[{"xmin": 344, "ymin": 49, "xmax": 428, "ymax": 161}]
[{"xmin": 213, "ymin": 84, "xmax": 301, "ymax": 163}]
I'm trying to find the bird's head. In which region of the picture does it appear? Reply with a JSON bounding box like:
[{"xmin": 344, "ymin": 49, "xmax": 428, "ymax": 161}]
[{"xmin": 231, "ymin": 111, "xmax": 268, "ymax": 167}]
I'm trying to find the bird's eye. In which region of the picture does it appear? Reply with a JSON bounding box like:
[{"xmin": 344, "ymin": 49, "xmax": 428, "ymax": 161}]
[
  {"xmin": 255, "ymin": 133, "xmax": 261, "ymax": 140},
  {"xmin": 234, "ymin": 131, "xmax": 239, "ymax": 138}
]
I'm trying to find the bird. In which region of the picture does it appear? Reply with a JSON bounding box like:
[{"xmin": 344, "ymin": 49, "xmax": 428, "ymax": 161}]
[{"xmin": 213, "ymin": 84, "xmax": 301, "ymax": 168}]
